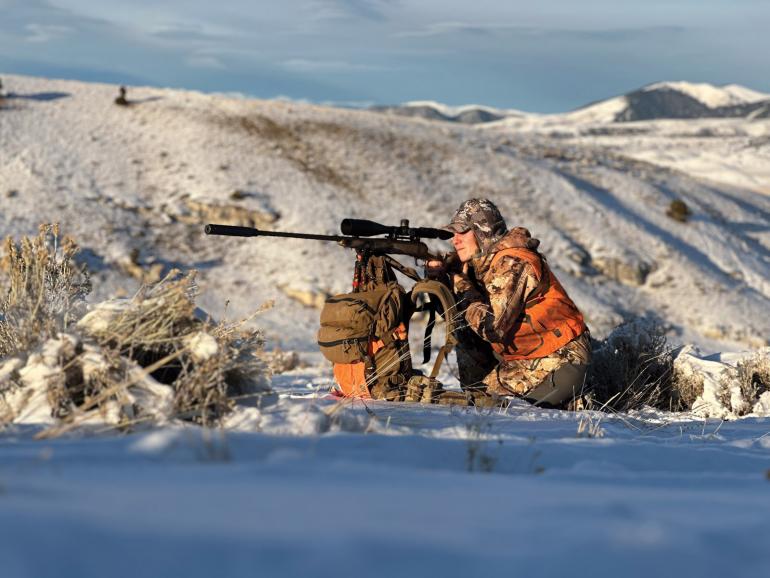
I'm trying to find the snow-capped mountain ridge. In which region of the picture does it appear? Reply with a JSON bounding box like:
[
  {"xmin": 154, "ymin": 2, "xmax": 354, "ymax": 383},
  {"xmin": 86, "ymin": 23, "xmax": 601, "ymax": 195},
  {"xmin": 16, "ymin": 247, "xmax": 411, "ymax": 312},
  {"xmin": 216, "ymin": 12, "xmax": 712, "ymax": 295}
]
[
  {"xmin": 369, "ymin": 101, "xmax": 527, "ymax": 124},
  {"xmin": 642, "ymin": 81, "xmax": 770, "ymax": 108},
  {"xmin": 374, "ymin": 81, "xmax": 770, "ymax": 124}
]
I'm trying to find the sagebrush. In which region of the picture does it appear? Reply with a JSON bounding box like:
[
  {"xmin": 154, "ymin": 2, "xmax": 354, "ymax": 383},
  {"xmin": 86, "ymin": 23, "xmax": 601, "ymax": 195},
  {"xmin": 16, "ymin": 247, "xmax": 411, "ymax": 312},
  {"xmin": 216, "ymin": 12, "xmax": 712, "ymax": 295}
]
[
  {"xmin": 0, "ymin": 224, "xmax": 90, "ymax": 358},
  {"xmin": 586, "ymin": 318, "xmax": 696, "ymax": 412},
  {"xmin": 0, "ymin": 226, "xmax": 272, "ymax": 432}
]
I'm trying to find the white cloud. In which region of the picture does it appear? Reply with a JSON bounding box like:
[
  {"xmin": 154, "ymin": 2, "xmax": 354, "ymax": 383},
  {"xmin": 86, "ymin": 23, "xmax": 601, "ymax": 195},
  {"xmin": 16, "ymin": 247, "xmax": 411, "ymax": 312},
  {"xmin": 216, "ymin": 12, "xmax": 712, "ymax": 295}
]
[
  {"xmin": 281, "ymin": 59, "xmax": 383, "ymax": 73},
  {"xmin": 274, "ymin": 94, "xmax": 376, "ymax": 108},
  {"xmin": 394, "ymin": 21, "xmax": 491, "ymax": 39},
  {"xmin": 303, "ymin": 0, "xmax": 395, "ymax": 22},
  {"xmin": 24, "ymin": 23, "xmax": 74, "ymax": 43},
  {"xmin": 186, "ymin": 54, "xmax": 226, "ymax": 69}
]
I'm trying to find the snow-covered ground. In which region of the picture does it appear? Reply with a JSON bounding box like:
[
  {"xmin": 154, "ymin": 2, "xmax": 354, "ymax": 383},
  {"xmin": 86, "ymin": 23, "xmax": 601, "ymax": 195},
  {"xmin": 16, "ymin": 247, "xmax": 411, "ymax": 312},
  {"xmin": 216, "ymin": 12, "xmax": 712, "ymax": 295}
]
[
  {"xmin": 3, "ymin": 369, "xmax": 770, "ymax": 578},
  {"xmin": 2, "ymin": 74, "xmax": 770, "ymax": 577}
]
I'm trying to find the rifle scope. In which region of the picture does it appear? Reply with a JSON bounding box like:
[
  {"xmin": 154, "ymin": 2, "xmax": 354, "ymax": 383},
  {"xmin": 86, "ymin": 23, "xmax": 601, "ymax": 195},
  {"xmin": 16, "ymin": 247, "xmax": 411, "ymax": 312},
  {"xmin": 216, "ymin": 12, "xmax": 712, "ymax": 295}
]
[{"xmin": 341, "ymin": 219, "xmax": 452, "ymax": 241}]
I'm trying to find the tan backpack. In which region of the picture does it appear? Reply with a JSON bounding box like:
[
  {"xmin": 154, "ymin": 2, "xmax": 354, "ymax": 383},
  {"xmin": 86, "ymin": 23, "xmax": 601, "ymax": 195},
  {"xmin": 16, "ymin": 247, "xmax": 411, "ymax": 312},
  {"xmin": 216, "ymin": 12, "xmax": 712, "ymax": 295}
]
[
  {"xmin": 317, "ymin": 255, "xmax": 459, "ymax": 400},
  {"xmin": 318, "ymin": 281, "xmax": 411, "ymax": 398}
]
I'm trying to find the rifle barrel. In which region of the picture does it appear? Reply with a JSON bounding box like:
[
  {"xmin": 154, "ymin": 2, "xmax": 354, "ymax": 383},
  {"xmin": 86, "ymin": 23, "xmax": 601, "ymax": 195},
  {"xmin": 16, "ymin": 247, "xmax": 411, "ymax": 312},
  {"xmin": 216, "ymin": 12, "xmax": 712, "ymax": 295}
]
[{"xmin": 205, "ymin": 224, "xmax": 342, "ymax": 242}]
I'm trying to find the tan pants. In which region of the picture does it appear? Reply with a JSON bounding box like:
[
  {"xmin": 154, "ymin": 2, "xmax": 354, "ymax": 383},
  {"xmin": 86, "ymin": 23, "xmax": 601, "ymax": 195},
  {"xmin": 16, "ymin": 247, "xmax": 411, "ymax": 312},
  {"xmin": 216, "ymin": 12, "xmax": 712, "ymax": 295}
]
[{"xmin": 455, "ymin": 330, "xmax": 591, "ymax": 407}]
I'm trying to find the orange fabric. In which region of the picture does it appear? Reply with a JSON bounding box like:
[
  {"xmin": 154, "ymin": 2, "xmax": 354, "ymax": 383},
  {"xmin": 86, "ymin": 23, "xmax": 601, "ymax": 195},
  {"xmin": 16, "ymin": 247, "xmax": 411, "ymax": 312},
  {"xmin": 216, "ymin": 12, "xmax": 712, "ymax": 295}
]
[
  {"xmin": 392, "ymin": 323, "xmax": 407, "ymax": 341},
  {"xmin": 333, "ymin": 363, "xmax": 370, "ymax": 398},
  {"xmin": 489, "ymin": 248, "xmax": 587, "ymax": 360},
  {"xmin": 333, "ymin": 339, "xmax": 386, "ymax": 398}
]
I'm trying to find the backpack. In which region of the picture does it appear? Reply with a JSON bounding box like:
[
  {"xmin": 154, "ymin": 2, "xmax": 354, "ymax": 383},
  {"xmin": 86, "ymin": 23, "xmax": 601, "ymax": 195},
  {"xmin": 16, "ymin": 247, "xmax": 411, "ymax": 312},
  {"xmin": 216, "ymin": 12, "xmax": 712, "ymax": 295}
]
[{"xmin": 317, "ymin": 255, "xmax": 458, "ymax": 400}]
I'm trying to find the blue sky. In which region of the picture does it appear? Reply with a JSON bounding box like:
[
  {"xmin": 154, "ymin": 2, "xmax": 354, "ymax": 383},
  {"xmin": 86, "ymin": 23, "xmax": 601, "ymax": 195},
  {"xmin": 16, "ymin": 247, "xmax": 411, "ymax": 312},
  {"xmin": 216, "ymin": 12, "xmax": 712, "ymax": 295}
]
[{"xmin": 0, "ymin": 0, "xmax": 767, "ymax": 112}]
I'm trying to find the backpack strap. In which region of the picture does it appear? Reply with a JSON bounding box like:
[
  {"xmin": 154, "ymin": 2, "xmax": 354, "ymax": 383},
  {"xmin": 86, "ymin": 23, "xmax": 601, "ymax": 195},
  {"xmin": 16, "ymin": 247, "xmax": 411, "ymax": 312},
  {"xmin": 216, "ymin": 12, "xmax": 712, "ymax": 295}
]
[
  {"xmin": 410, "ymin": 280, "xmax": 458, "ymax": 379},
  {"xmin": 383, "ymin": 255, "xmax": 421, "ymax": 282}
]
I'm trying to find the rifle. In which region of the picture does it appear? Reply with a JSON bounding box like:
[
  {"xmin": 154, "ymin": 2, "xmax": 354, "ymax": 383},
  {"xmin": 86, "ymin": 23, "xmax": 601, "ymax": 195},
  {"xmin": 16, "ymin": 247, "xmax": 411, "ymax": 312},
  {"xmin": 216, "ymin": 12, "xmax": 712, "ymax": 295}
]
[
  {"xmin": 204, "ymin": 219, "xmax": 454, "ymax": 289},
  {"xmin": 205, "ymin": 219, "xmax": 460, "ymax": 377}
]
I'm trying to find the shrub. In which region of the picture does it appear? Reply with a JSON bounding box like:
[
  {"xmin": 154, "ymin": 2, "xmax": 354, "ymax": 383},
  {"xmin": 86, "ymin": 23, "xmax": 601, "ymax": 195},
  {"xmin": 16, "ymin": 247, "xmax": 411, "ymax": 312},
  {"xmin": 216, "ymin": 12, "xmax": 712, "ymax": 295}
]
[
  {"xmin": 0, "ymin": 224, "xmax": 91, "ymax": 358},
  {"xmin": 0, "ymin": 226, "xmax": 272, "ymax": 432},
  {"xmin": 666, "ymin": 199, "xmax": 691, "ymax": 222},
  {"xmin": 79, "ymin": 271, "xmax": 271, "ymax": 426},
  {"xmin": 669, "ymin": 367, "xmax": 704, "ymax": 410},
  {"xmin": 586, "ymin": 318, "xmax": 679, "ymax": 412},
  {"xmin": 719, "ymin": 352, "xmax": 770, "ymax": 416}
]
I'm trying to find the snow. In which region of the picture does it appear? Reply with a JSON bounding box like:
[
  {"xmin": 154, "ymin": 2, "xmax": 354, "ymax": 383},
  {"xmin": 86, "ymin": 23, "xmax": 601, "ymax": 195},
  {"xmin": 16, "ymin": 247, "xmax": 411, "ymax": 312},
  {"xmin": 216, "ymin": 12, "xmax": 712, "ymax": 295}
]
[
  {"xmin": 77, "ymin": 299, "xmax": 130, "ymax": 333},
  {"xmin": 3, "ymin": 369, "xmax": 770, "ymax": 578},
  {"xmin": 402, "ymin": 100, "xmax": 529, "ymax": 118},
  {"xmin": 2, "ymin": 73, "xmax": 770, "ymax": 577},
  {"xmin": 644, "ymin": 81, "xmax": 770, "ymax": 108},
  {"xmin": 185, "ymin": 331, "xmax": 219, "ymax": 361},
  {"xmin": 561, "ymin": 95, "xmax": 629, "ymax": 124}
]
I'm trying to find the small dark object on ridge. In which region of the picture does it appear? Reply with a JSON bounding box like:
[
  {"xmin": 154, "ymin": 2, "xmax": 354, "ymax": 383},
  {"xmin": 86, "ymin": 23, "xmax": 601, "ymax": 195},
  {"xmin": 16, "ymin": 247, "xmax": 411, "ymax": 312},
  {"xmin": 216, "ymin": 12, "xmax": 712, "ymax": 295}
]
[
  {"xmin": 114, "ymin": 86, "xmax": 129, "ymax": 106},
  {"xmin": 666, "ymin": 199, "xmax": 691, "ymax": 222}
]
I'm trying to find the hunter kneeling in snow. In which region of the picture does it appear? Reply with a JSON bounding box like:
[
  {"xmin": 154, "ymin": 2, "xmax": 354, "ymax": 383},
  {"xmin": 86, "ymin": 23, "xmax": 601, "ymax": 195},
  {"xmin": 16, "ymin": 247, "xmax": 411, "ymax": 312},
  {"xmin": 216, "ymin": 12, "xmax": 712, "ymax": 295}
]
[{"xmin": 428, "ymin": 198, "xmax": 591, "ymax": 408}]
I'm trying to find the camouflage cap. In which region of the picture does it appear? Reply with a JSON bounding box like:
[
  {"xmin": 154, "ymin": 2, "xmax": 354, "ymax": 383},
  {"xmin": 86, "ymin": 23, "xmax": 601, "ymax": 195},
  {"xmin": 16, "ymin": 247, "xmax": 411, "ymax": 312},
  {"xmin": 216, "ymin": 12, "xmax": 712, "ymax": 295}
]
[{"xmin": 443, "ymin": 198, "xmax": 508, "ymax": 250}]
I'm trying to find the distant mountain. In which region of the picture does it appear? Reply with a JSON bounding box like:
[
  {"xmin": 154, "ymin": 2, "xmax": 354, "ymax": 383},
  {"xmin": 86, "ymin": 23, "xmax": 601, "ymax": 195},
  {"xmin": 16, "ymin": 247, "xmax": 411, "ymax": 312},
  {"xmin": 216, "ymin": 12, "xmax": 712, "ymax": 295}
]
[
  {"xmin": 373, "ymin": 82, "xmax": 770, "ymax": 125},
  {"xmin": 370, "ymin": 101, "xmax": 525, "ymax": 124},
  {"xmin": 570, "ymin": 81, "xmax": 770, "ymax": 123}
]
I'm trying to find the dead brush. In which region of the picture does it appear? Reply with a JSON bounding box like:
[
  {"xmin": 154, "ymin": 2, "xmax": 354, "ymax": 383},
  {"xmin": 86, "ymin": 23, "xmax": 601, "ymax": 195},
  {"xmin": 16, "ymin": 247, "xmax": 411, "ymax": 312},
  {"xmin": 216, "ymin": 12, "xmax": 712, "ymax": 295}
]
[
  {"xmin": 172, "ymin": 319, "xmax": 269, "ymax": 426},
  {"xmin": 736, "ymin": 353, "xmax": 770, "ymax": 405},
  {"xmin": 669, "ymin": 368, "xmax": 705, "ymax": 411},
  {"xmin": 586, "ymin": 318, "xmax": 682, "ymax": 412},
  {"xmin": 80, "ymin": 271, "xmax": 272, "ymax": 426},
  {"xmin": 0, "ymin": 224, "xmax": 90, "ymax": 358},
  {"xmin": 84, "ymin": 269, "xmax": 198, "ymax": 356},
  {"xmin": 719, "ymin": 352, "xmax": 770, "ymax": 416},
  {"xmin": 1, "ymin": 231, "xmax": 271, "ymax": 433},
  {"xmin": 44, "ymin": 340, "xmax": 137, "ymax": 425}
]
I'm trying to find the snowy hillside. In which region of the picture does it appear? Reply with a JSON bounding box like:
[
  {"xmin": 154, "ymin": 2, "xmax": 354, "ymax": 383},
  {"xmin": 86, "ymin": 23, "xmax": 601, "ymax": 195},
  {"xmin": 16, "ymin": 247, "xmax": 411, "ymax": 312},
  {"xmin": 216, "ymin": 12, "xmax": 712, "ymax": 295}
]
[{"xmin": 1, "ymin": 74, "xmax": 769, "ymax": 353}]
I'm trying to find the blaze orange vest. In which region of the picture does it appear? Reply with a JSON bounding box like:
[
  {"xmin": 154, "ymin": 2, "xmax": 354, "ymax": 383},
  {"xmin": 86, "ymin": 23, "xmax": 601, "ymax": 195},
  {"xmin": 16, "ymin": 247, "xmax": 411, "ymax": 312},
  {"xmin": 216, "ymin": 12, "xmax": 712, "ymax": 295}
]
[{"xmin": 488, "ymin": 248, "xmax": 587, "ymax": 360}]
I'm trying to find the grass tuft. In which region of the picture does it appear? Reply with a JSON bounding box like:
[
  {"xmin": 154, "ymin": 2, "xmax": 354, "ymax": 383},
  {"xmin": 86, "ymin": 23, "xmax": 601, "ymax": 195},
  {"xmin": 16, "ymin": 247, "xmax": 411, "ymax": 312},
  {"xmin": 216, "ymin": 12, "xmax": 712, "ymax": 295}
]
[
  {"xmin": 0, "ymin": 224, "xmax": 90, "ymax": 358},
  {"xmin": 586, "ymin": 318, "xmax": 679, "ymax": 412}
]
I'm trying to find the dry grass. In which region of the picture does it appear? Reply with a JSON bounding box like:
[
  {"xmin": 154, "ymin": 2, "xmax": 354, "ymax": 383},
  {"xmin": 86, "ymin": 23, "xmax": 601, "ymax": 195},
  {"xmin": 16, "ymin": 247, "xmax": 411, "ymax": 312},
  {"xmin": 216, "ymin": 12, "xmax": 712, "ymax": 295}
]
[
  {"xmin": 720, "ymin": 352, "xmax": 770, "ymax": 416},
  {"xmin": 669, "ymin": 369, "xmax": 705, "ymax": 410},
  {"xmin": 586, "ymin": 319, "xmax": 715, "ymax": 413},
  {"xmin": 586, "ymin": 318, "xmax": 680, "ymax": 412},
  {"xmin": 736, "ymin": 354, "xmax": 770, "ymax": 404},
  {"xmin": 0, "ymin": 224, "xmax": 90, "ymax": 358},
  {"xmin": 170, "ymin": 316, "xmax": 269, "ymax": 424},
  {"xmin": 666, "ymin": 199, "xmax": 691, "ymax": 223},
  {"xmin": 0, "ymin": 226, "xmax": 272, "ymax": 432},
  {"xmin": 84, "ymin": 270, "xmax": 198, "ymax": 356},
  {"xmin": 80, "ymin": 271, "xmax": 271, "ymax": 426},
  {"xmin": 213, "ymin": 113, "xmax": 359, "ymax": 194}
]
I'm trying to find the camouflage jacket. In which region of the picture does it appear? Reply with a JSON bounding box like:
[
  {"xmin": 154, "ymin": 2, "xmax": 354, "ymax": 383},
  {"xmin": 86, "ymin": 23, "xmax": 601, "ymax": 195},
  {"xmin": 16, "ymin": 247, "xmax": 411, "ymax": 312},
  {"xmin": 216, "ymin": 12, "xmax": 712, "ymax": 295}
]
[{"xmin": 456, "ymin": 227, "xmax": 545, "ymax": 344}]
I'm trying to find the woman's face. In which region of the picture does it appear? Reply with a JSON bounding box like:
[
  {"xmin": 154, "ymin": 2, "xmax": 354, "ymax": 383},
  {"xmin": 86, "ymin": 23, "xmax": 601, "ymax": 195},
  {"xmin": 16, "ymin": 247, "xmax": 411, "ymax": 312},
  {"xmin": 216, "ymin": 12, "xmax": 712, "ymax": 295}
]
[{"xmin": 452, "ymin": 229, "xmax": 479, "ymax": 262}]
